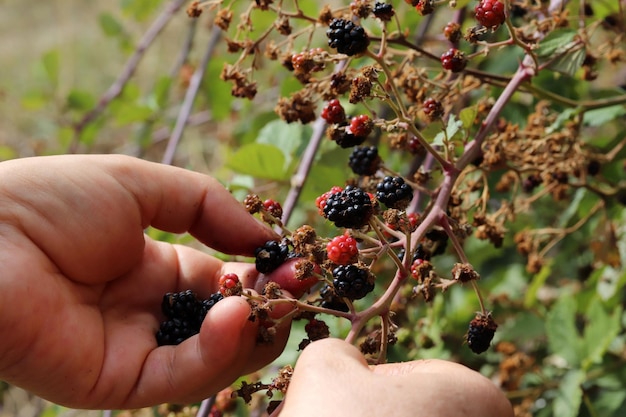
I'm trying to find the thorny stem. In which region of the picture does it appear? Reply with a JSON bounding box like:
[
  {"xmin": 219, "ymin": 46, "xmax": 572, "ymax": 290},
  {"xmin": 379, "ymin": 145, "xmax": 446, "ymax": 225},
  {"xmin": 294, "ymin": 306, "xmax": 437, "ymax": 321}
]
[{"xmin": 71, "ymin": 0, "xmax": 186, "ymax": 151}]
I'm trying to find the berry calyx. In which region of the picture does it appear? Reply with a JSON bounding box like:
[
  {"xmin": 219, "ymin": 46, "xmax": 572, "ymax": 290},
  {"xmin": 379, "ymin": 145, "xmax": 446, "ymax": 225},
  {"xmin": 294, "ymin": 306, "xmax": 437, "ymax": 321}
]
[
  {"xmin": 375, "ymin": 176, "xmax": 414, "ymax": 209},
  {"xmin": 348, "ymin": 114, "xmax": 373, "ymax": 138},
  {"xmin": 321, "ymin": 99, "xmax": 346, "ymax": 124},
  {"xmin": 332, "ymin": 264, "xmax": 375, "ymax": 300},
  {"xmin": 466, "ymin": 312, "xmax": 498, "ymax": 354},
  {"xmin": 326, "ymin": 18, "xmax": 370, "ymax": 56},
  {"xmin": 440, "ymin": 48, "xmax": 467, "ymax": 73},
  {"xmin": 327, "ymin": 233, "xmax": 359, "ymax": 264},
  {"xmin": 255, "ymin": 240, "xmax": 290, "ymax": 273},
  {"xmin": 475, "ymin": 0, "xmax": 506, "ymax": 29},
  {"xmin": 349, "ymin": 146, "xmax": 381, "ymax": 176},
  {"xmin": 323, "ymin": 185, "xmax": 374, "ymax": 229}
]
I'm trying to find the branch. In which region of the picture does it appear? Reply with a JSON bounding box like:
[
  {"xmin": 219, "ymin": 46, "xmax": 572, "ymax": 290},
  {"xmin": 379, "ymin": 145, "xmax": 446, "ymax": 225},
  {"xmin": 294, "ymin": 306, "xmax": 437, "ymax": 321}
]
[
  {"xmin": 161, "ymin": 26, "xmax": 222, "ymax": 165},
  {"xmin": 71, "ymin": 0, "xmax": 186, "ymax": 150}
]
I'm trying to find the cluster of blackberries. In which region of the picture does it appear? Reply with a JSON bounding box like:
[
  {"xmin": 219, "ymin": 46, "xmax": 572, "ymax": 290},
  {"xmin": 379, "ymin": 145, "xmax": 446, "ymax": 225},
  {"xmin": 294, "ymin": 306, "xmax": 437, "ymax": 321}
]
[{"xmin": 156, "ymin": 290, "xmax": 224, "ymax": 346}]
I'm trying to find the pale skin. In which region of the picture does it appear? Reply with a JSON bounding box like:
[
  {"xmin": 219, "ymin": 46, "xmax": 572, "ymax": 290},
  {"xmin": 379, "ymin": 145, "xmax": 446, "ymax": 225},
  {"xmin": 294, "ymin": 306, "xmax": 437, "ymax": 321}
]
[{"xmin": 0, "ymin": 155, "xmax": 513, "ymax": 416}]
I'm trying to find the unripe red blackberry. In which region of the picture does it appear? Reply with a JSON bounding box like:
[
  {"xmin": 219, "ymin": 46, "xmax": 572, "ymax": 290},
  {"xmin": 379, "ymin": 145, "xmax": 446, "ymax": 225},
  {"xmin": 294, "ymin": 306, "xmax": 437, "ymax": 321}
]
[
  {"xmin": 323, "ymin": 185, "xmax": 374, "ymax": 229},
  {"xmin": 423, "ymin": 98, "xmax": 444, "ymax": 121},
  {"xmin": 348, "ymin": 114, "xmax": 373, "ymax": 138},
  {"xmin": 443, "ymin": 22, "xmax": 462, "ymax": 43},
  {"xmin": 376, "ymin": 176, "xmax": 414, "ymax": 209},
  {"xmin": 327, "ymin": 233, "xmax": 359, "ymax": 264},
  {"xmin": 255, "ymin": 240, "xmax": 290, "ymax": 273},
  {"xmin": 218, "ymin": 273, "xmax": 242, "ymax": 296},
  {"xmin": 475, "ymin": 0, "xmax": 506, "ymax": 29},
  {"xmin": 327, "ymin": 122, "xmax": 368, "ymax": 148},
  {"xmin": 440, "ymin": 48, "xmax": 467, "ymax": 73},
  {"xmin": 349, "ymin": 146, "xmax": 381, "ymax": 176},
  {"xmin": 326, "ymin": 18, "xmax": 370, "ymax": 56},
  {"xmin": 373, "ymin": 1, "xmax": 394, "ymax": 21},
  {"xmin": 466, "ymin": 312, "xmax": 498, "ymax": 354},
  {"xmin": 321, "ymin": 99, "xmax": 346, "ymax": 124},
  {"xmin": 332, "ymin": 264, "xmax": 375, "ymax": 300},
  {"xmin": 415, "ymin": 0, "xmax": 434, "ymax": 15},
  {"xmin": 263, "ymin": 199, "xmax": 283, "ymax": 219}
]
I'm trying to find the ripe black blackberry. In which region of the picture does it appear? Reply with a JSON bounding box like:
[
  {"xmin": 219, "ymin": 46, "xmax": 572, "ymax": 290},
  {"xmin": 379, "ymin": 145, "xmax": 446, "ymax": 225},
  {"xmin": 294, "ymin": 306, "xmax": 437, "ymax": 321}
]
[
  {"xmin": 323, "ymin": 185, "xmax": 374, "ymax": 229},
  {"xmin": 466, "ymin": 313, "xmax": 498, "ymax": 354},
  {"xmin": 332, "ymin": 264, "xmax": 375, "ymax": 300},
  {"xmin": 255, "ymin": 240, "xmax": 290, "ymax": 273},
  {"xmin": 376, "ymin": 176, "xmax": 414, "ymax": 209},
  {"xmin": 199, "ymin": 293, "xmax": 224, "ymax": 322},
  {"xmin": 320, "ymin": 284, "xmax": 350, "ymax": 312},
  {"xmin": 349, "ymin": 146, "xmax": 381, "ymax": 176},
  {"xmin": 373, "ymin": 2, "xmax": 394, "ymax": 21},
  {"xmin": 326, "ymin": 18, "xmax": 370, "ymax": 56},
  {"xmin": 156, "ymin": 318, "xmax": 199, "ymax": 346},
  {"xmin": 156, "ymin": 290, "xmax": 224, "ymax": 346},
  {"xmin": 161, "ymin": 290, "xmax": 202, "ymax": 320}
]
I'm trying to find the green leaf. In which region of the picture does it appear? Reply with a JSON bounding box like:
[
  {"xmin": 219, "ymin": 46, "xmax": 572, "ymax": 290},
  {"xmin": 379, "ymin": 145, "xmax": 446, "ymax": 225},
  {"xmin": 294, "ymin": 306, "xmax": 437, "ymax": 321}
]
[
  {"xmin": 583, "ymin": 105, "xmax": 626, "ymax": 127},
  {"xmin": 99, "ymin": 12, "xmax": 124, "ymax": 37},
  {"xmin": 121, "ymin": 0, "xmax": 163, "ymax": 21},
  {"xmin": 256, "ymin": 119, "xmax": 308, "ymax": 164},
  {"xmin": 432, "ymin": 115, "xmax": 463, "ymax": 146},
  {"xmin": 226, "ymin": 143, "xmax": 288, "ymax": 180},
  {"xmin": 547, "ymin": 47, "xmax": 586, "ymax": 77},
  {"xmin": 42, "ymin": 50, "xmax": 60, "ymax": 86},
  {"xmin": 557, "ymin": 188, "xmax": 587, "ymax": 228},
  {"xmin": 152, "ymin": 76, "xmax": 172, "ymax": 109},
  {"xmin": 459, "ymin": 106, "xmax": 478, "ymax": 130},
  {"xmin": 582, "ymin": 299, "xmax": 623, "ymax": 369},
  {"xmin": 114, "ymin": 103, "xmax": 154, "ymax": 124},
  {"xmin": 546, "ymin": 296, "xmax": 583, "ymax": 366},
  {"xmin": 66, "ymin": 90, "xmax": 95, "ymax": 111},
  {"xmin": 524, "ymin": 261, "xmax": 552, "ymax": 308},
  {"xmin": 536, "ymin": 29, "xmax": 577, "ymax": 58},
  {"xmin": 553, "ymin": 369, "xmax": 585, "ymax": 417}
]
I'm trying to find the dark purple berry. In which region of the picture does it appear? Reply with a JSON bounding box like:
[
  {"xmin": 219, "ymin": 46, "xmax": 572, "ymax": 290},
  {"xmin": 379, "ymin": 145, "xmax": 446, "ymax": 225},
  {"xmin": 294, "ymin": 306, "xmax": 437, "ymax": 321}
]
[
  {"xmin": 323, "ymin": 185, "xmax": 374, "ymax": 229},
  {"xmin": 375, "ymin": 176, "xmax": 413, "ymax": 209},
  {"xmin": 466, "ymin": 313, "xmax": 498, "ymax": 354},
  {"xmin": 255, "ymin": 240, "xmax": 290, "ymax": 273},
  {"xmin": 373, "ymin": 2, "xmax": 394, "ymax": 21},
  {"xmin": 349, "ymin": 146, "xmax": 381, "ymax": 176},
  {"xmin": 326, "ymin": 18, "xmax": 370, "ymax": 56},
  {"xmin": 332, "ymin": 264, "xmax": 375, "ymax": 300}
]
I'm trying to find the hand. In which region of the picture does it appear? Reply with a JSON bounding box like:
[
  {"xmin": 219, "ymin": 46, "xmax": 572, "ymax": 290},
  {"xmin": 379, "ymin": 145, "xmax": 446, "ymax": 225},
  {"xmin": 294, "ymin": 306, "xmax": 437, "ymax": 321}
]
[
  {"xmin": 280, "ymin": 338, "xmax": 514, "ymax": 417},
  {"xmin": 0, "ymin": 154, "xmax": 293, "ymax": 409}
]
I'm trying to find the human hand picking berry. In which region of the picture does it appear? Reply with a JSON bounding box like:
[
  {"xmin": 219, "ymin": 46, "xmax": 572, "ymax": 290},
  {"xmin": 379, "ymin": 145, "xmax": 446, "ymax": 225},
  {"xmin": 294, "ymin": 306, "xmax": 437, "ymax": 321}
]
[
  {"xmin": 280, "ymin": 338, "xmax": 514, "ymax": 417},
  {"xmin": 0, "ymin": 154, "xmax": 296, "ymax": 409}
]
